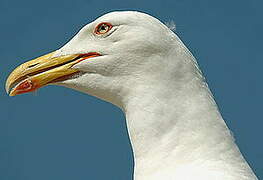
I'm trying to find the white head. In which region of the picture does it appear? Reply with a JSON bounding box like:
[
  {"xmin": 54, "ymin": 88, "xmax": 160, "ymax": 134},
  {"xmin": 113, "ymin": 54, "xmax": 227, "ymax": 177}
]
[
  {"xmin": 54, "ymin": 11, "xmax": 180, "ymax": 106},
  {"xmin": 6, "ymin": 11, "xmax": 193, "ymax": 108}
]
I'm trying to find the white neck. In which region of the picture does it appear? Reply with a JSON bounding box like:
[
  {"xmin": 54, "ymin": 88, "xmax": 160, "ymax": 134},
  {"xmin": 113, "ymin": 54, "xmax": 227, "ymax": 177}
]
[{"xmin": 121, "ymin": 45, "xmax": 257, "ymax": 180}]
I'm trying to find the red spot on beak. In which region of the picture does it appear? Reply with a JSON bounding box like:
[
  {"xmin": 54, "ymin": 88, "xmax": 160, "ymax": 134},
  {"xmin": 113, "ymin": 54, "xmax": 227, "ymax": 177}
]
[
  {"xmin": 13, "ymin": 79, "xmax": 39, "ymax": 95},
  {"xmin": 18, "ymin": 80, "xmax": 32, "ymax": 90}
]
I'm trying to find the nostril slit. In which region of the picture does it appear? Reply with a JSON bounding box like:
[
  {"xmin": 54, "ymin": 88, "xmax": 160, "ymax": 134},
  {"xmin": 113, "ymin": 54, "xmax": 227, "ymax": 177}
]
[{"xmin": 28, "ymin": 63, "xmax": 39, "ymax": 68}]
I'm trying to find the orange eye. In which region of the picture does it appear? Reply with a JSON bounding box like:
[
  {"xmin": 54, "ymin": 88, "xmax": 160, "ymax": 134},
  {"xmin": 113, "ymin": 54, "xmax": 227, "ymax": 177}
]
[{"xmin": 94, "ymin": 22, "xmax": 112, "ymax": 35}]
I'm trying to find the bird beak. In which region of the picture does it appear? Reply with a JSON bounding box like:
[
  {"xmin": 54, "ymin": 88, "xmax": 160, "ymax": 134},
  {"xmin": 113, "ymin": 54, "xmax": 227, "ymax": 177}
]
[{"xmin": 6, "ymin": 51, "xmax": 100, "ymax": 96}]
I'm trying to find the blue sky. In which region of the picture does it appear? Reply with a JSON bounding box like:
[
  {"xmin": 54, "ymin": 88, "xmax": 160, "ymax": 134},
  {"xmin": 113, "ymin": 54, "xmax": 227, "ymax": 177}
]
[{"xmin": 0, "ymin": 0, "xmax": 262, "ymax": 179}]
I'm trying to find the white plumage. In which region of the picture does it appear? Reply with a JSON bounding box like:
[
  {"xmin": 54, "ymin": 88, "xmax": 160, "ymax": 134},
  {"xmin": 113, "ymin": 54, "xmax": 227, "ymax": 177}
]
[{"xmin": 6, "ymin": 11, "xmax": 258, "ymax": 180}]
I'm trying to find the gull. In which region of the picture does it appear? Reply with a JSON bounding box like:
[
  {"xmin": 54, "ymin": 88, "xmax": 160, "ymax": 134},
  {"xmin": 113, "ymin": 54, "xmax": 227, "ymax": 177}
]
[{"xmin": 5, "ymin": 11, "xmax": 258, "ymax": 180}]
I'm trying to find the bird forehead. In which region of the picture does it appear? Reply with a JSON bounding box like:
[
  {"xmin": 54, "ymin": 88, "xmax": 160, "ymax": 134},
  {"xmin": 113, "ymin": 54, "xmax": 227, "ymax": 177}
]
[{"xmin": 94, "ymin": 11, "xmax": 156, "ymax": 26}]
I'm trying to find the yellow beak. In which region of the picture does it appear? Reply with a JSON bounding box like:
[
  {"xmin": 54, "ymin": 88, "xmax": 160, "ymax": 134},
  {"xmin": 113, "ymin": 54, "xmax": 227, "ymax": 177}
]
[{"xmin": 6, "ymin": 51, "xmax": 100, "ymax": 96}]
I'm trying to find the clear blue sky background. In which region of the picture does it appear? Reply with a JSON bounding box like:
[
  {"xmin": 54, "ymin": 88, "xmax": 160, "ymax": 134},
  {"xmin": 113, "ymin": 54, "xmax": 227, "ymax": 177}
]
[{"xmin": 0, "ymin": 0, "xmax": 262, "ymax": 179}]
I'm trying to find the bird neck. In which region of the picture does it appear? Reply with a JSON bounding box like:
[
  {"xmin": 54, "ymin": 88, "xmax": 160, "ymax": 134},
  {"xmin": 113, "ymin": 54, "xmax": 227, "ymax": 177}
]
[{"xmin": 122, "ymin": 50, "xmax": 255, "ymax": 179}]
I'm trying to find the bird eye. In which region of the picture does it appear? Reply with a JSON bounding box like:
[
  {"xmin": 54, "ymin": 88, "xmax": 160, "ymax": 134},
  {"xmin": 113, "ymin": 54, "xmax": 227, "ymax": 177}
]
[{"xmin": 95, "ymin": 22, "xmax": 112, "ymax": 35}]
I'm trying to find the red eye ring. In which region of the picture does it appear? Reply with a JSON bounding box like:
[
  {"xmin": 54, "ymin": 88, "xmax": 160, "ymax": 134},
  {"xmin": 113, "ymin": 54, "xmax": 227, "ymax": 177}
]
[{"xmin": 94, "ymin": 22, "xmax": 113, "ymax": 35}]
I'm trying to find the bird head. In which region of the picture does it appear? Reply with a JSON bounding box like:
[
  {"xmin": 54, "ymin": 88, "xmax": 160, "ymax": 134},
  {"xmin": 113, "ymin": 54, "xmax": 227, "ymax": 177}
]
[{"xmin": 6, "ymin": 11, "xmax": 178, "ymax": 107}]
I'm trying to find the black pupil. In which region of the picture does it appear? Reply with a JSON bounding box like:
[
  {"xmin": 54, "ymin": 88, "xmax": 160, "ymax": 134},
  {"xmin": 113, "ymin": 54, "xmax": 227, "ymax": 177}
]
[{"xmin": 100, "ymin": 24, "xmax": 107, "ymax": 31}]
